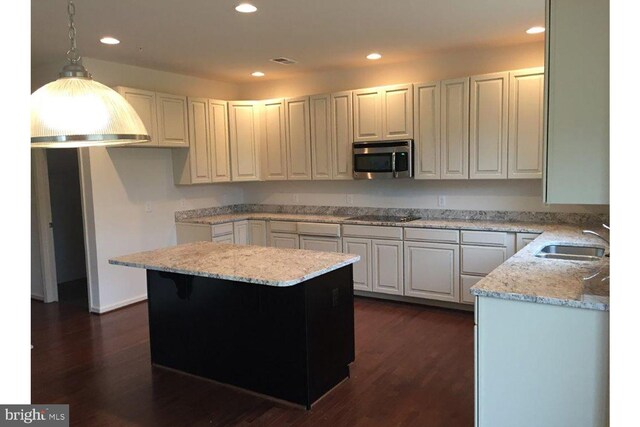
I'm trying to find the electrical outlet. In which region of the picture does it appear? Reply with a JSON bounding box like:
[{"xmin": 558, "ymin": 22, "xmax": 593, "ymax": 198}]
[
  {"xmin": 292, "ymin": 194, "xmax": 299, "ymax": 203},
  {"xmin": 438, "ymin": 195, "xmax": 446, "ymax": 207},
  {"xmin": 145, "ymin": 202, "xmax": 153, "ymax": 213},
  {"xmin": 179, "ymin": 198, "xmax": 187, "ymax": 208},
  {"xmin": 346, "ymin": 194, "xmax": 355, "ymax": 205}
]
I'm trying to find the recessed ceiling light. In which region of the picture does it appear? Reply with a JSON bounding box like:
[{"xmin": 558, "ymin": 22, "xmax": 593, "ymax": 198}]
[
  {"xmin": 526, "ymin": 26, "xmax": 545, "ymax": 34},
  {"xmin": 235, "ymin": 3, "xmax": 257, "ymax": 13},
  {"xmin": 366, "ymin": 52, "xmax": 382, "ymax": 60},
  {"xmin": 251, "ymin": 71, "xmax": 265, "ymax": 77},
  {"xmin": 100, "ymin": 36, "xmax": 120, "ymax": 45}
]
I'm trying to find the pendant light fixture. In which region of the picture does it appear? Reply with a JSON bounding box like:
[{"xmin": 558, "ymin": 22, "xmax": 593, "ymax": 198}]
[{"xmin": 31, "ymin": 0, "xmax": 150, "ymax": 148}]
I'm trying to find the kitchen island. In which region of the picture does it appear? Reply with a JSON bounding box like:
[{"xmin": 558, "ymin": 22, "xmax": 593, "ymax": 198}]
[{"xmin": 110, "ymin": 241, "xmax": 360, "ymax": 409}]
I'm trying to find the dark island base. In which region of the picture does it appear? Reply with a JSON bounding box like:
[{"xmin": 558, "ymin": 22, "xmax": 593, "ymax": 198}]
[{"xmin": 146, "ymin": 266, "xmax": 355, "ymax": 409}]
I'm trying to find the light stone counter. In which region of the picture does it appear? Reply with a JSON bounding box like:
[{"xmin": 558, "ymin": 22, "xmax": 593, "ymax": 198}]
[
  {"xmin": 176, "ymin": 212, "xmax": 610, "ymax": 311},
  {"xmin": 109, "ymin": 241, "xmax": 360, "ymax": 287}
]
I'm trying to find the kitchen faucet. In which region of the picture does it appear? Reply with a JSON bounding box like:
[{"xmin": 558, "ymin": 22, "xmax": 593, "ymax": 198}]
[{"xmin": 582, "ymin": 224, "xmax": 610, "ymax": 244}]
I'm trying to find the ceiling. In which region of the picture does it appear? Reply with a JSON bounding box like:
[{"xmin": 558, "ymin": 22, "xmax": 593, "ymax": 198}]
[{"xmin": 31, "ymin": 0, "xmax": 544, "ymax": 83}]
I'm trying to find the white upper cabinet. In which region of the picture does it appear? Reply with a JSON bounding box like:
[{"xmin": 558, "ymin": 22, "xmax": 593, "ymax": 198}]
[
  {"xmin": 545, "ymin": 0, "xmax": 609, "ymax": 204},
  {"xmin": 261, "ymin": 99, "xmax": 288, "ymax": 180},
  {"xmin": 173, "ymin": 98, "xmax": 230, "ymax": 185},
  {"xmin": 330, "ymin": 91, "xmax": 353, "ymax": 180},
  {"xmin": 353, "ymin": 84, "xmax": 413, "ymax": 142},
  {"xmin": 309, "ymin": 94, "xmax": 332, "ymax": 180},
  {"xmin": 208, "ymin": 99, "xmax": 231, "ymax": 182},
  {"xmin": 285, "ymin": 96, "xmax": 312, "ymax": 180},
  {"xmin": 115, "ymin": 87, "xmax": 157, "ymax": 147},
  {"xmin": 382, "ymin": 84, "xmax": 413, "ymax": 140},
  {"xmin": 353, "ymin": 87, "xmax": 383, "ymax": 142},
  {"xmin": 228, "ymin": 101, "xmax": 262, "ymax": 181},
  {"xmin": 184, "ymin": 97, "xmax": 211, "ymax": 184},
  {"xmin": 156, "ymin": 93, "xmax": 189, "ymax": 147},
  {"xmin": 508, "ymin": 68, "xmax": 545, "ymax": 179},
  {"xmin": 470, "ymin": 72, "xmax": 509, "ymax": 179},
  {"xmin": 440, "ymin": 78, "xmax": 470, "ymax": 179},
  {"xmin": 413, "ymin": 81, "xmax": 441, "ymax": 179}
]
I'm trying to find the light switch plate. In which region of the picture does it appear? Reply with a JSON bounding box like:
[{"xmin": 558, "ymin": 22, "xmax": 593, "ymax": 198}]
[
  {"xmin": 346, "ymin": 194, "xmax": 355, "ymax": 205},
  {"xmin": 145, "ymin": 202, "xmax": 152, "ymax": 213},
  {"xmin": 438, "ymin": 195, "xmax": 446, "ymax": 207}
]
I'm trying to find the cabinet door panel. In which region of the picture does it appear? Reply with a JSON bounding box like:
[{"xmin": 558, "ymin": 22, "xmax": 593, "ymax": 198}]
[
  {"xmin": 187, "ymin": 97, "xmax": 211, "ymax": 183},
  {"xmin": 116, "ymin": 87, "xmax": 157, "ymax": 147},
  {"xmin": 233, "ymin": 221, "xmax": 249, "ymax": 245},
  {"xmin": 404, "ymin": 241, "xmax": 459, "ymax": 302},
  {"xmin": 516, "ymin": 232, "xmax": 541, "ymax": 252},
  {"xmin": 269, "ymin": 233, "xmax": 299, "ymax": 249},
  {"xmin": 461, "ymin": 274, "xmax": 482, "ymax": 305},
  {"xmin": 470, "ymin": 72, "xmax": 509, "ymax": 179},
  {"xmin": 156, "ymin": 93, "xmax": 188, "ymax": 147},
  {"xmin": 310, "ymin": 94, "xmax": 332, "ymax": 180},
  {"xmin": 285, "ymin": 97, "xmax": 312, "ymax": 180},
  {"xmin": 371, "ymin": 239, "xmax": 403, "ymax": 295},
  {"xmin": 331, "ymin": 91, "xmax": 353, "ymax": 180},
  {"xmin": 441, "ymin": 78, "xmax": 470, "ymax": 179},
  {"xmin": 414, "ymin": 81, "xmax": 441, "ymax": 179},
  {"xmin": 208, "ymin": 99, "xmax": 231, "ymax": 182},
  {"xmin": 343, "ymin": 237, "xmax": 371, "ymax": 292},
  {"xmin": 509, "ymin": 68, "xmax": 544, "ymax": 179},
  {"xmin": 249, "ymin": 220, "xmax": 267, "ymax": 246},
  {"xmin": 353, "ymin": 88, "xmax": 382, "ymax": 142},
  {"xmin": 229, "ymin": 101, "xmax": 261, "ymax": 181},
  {"xmin": 262, "ymin": 99, "xmax": 287, "ymax": 180},
  {"xmin": 461, "ymin": 245, "xmax": 508, "ymax": 276},
  {"xmin": 212, "ymin": 234, "xmax": 234, "ymax": 244},
  {"xmin": 382, "ymin": 84, "xmax": 413, "ymax": 140},
  {"xmin": 299, "ymin": 236, "xmax": 341, "ymax": 253}
]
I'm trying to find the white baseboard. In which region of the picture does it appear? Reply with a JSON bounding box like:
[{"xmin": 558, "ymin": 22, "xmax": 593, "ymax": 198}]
[
  {"xmin": 90, "ymin": 294, "xmax": 147, "ymax": 314},
  {"xmin": 31, "ymin": 294, "xmax": 45, "ymax": 301}
]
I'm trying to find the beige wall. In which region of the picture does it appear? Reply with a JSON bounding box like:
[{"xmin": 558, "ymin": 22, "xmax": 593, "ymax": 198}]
[{"xmin": 239, "ymin": 41, "xmax": 544, "ymax": 99}]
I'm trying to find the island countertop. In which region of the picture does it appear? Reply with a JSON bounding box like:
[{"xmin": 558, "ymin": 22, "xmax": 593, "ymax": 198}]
[{"xmin": 109, "ymin": 241, "xmax": 360, "ymax": 287}]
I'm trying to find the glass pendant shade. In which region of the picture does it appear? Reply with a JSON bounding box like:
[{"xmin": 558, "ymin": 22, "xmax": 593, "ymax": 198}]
[{"xmin": 31, "ymin": 76, "xmax": 150, "ymax": 148}]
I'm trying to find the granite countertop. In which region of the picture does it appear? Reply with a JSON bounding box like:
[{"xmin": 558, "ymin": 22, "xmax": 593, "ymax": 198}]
[
  {"xmin": 470, "ymin": 225, "xmax": 609, "ymax": 311},
  {"xmin": 176, "ymin": 211, "xmax": 610, "ymax": 311},
  {"xmin": 109, "ymin": 241, "xmax": 360, "ymax": 287},
  {"xmin": 178, "ymin": 212, "xmax": 550, "ymax": 233}
]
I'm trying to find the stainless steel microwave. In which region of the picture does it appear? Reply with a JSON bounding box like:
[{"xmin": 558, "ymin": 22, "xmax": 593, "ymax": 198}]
[{"xmin": 353, "ymin": 140, "xmax": 413, "ymax": 179}]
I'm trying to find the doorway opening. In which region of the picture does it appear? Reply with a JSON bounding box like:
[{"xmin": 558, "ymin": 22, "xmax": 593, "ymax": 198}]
[{"xmin": 46, "ymin": 149, "xmax": 88, "ymax": 309}]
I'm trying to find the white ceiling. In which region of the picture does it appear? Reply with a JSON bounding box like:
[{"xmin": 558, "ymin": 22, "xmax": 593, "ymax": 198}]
[{"xmin": 31, "ymin": 0, "xmax": 544, "ymax": 83}]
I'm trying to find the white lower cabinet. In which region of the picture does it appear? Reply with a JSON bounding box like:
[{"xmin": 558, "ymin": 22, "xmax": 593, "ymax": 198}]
[
  {"xmin": 233, "ymin": 221, "xmax": 249, "ymax": 245},
  {"xmin": 212, "ymin": 234, "xmax": 234, "ymax": 244},
  {"xmin": 461, "ymin": 275, "xmax": 482, "ymax": 305},
  {"xmin": 371, "ymin": 239, "xmax": 404, "ymax": 296},
  {"xmin": 343, "ymin": 237, "xmax": 372, "ymax": 291},
  {"xmin": 270, "ymin": 232, "xmax": 299, "ymax": 249},
  {"xmin": 176, "ymin": 223, "xmax": 211, "ymax": 244},
  {"xmin": 461, "ymin": 245, "xmax": 508, "ymax": 276},
  {"xmin": 299, "ymin": 235, "xmax": 342, "ymax": 253},
  {"xmin": 404, "ymin": 241, "xmax": 459, "ymax": 302},
  {"xmin": 248, "ymin": 220, "xmax": 267, "ymax": 246},
  {"xmin": 516, "ymin": 232, "xmax": 541, "ymax": 252}
]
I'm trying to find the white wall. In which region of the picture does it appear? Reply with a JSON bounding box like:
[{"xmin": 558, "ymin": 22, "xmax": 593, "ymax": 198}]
[
  {"xmin": 31, "ymin": 164, "xmax": 44, "ymax": 300},
  {"xmin": 241, "ymin": 180, "xmax": 608, "ymax": 213}
]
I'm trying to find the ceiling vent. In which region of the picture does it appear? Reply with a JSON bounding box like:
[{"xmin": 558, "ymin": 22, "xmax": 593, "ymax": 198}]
[{"xmin": 270, "ymin": 57, "xmax": 297, "ymax": 65}]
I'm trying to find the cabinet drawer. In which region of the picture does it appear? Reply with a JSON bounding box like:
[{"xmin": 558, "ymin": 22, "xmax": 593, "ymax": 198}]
[
  {"xmin": 211, "ymin": 222, "xmax": 234, "ymax": 237},
  {"xmin": 269, "ymin": 221, "xmax": 298, "ymax": 233},
  {"xmin": 461, "ymin": 245, "xmax": 508, "ymax": 275},
  {"xmin": 212, "ymin": 234, "xmax": 234, "ymax": 244},
  {"xmin": 461, "ymin": 230, "xmax": 509, "ymax": 246},
  {"xmin": 404, "ymin": 227, "xmax": 459, "ymax": 243},
  {"xmin": 461, "ymin": 274, "xmax": 482, "ymax": 305},
  {"xmin": 342, "ymin": 224, "xmax": 403, "ymax": 240},
  {"xmin": 297, "ymin": 222, "xmax": 341, "ymax": 237}
]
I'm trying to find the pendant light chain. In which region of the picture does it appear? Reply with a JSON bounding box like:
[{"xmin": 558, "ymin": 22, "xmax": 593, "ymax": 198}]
[{"xmin": 66, "ymin": 0, "xmax": 81, "ymax": 64}]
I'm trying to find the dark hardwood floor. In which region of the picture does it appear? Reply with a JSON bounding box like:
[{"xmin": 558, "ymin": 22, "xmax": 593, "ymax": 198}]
[{"xmin": 32, "ymin": 297, "xmax": 474, "ymax": 426}]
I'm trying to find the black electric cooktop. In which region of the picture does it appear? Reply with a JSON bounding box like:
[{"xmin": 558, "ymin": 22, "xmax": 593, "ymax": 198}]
[{"xmin": 346, "ymin": 215, "xmax": 420, "ymax": 223}]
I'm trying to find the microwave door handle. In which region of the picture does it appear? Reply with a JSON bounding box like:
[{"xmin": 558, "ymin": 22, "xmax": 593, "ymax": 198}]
[{"xmin": 391, "ymin": 152, "xmax": 397, "ymax": 177}]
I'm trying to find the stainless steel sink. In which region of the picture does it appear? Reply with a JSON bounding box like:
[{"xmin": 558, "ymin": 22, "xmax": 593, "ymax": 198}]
[{"xmin": 536, "ymin": 245, "xmax": 606, "ymax": 261}]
